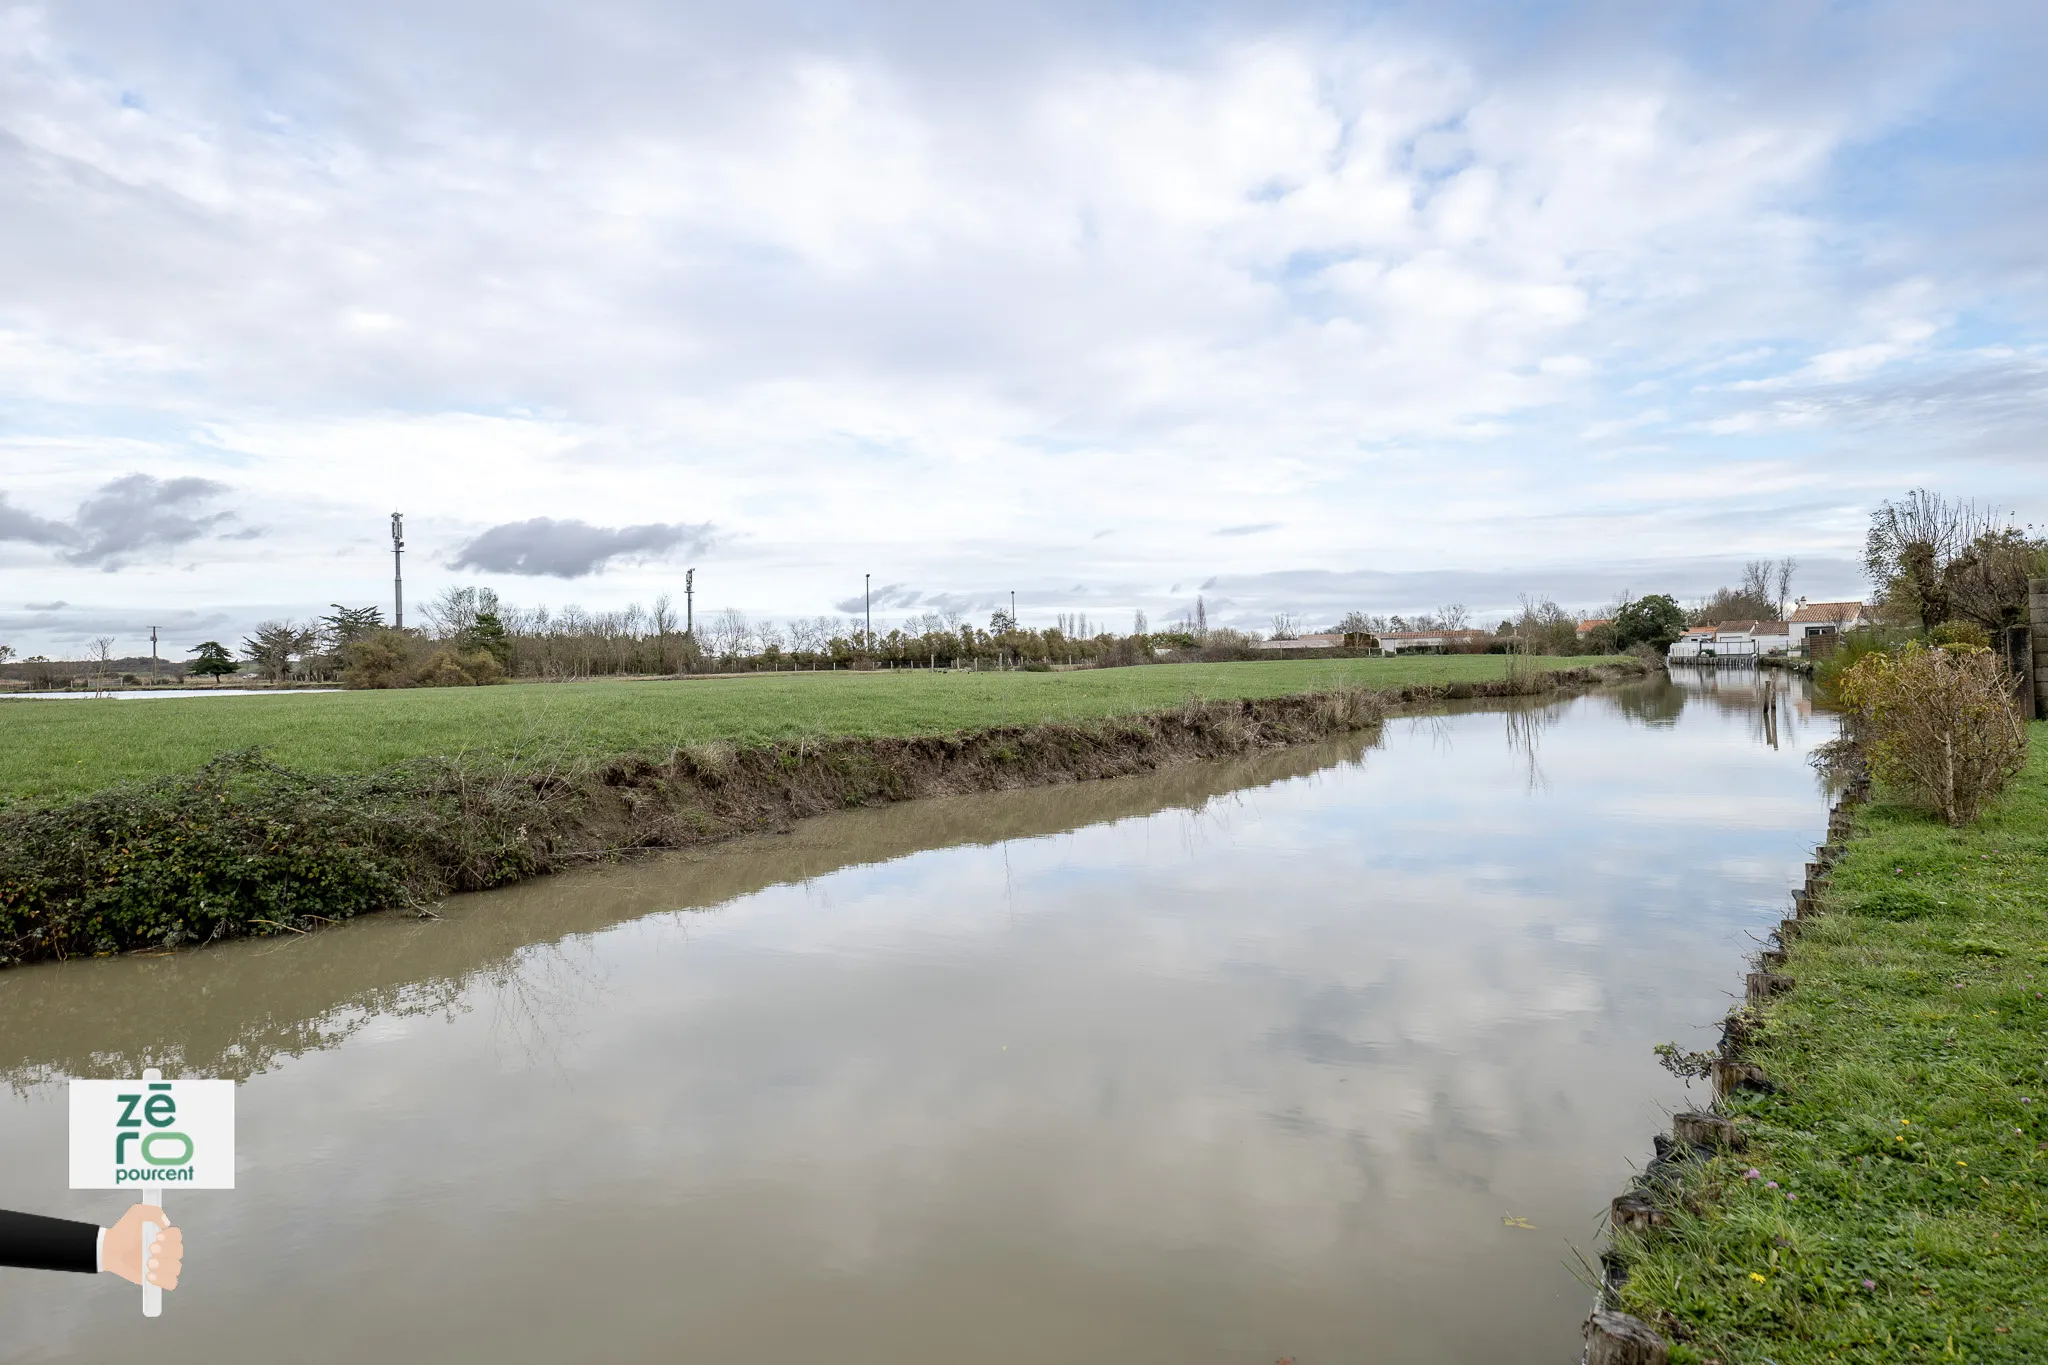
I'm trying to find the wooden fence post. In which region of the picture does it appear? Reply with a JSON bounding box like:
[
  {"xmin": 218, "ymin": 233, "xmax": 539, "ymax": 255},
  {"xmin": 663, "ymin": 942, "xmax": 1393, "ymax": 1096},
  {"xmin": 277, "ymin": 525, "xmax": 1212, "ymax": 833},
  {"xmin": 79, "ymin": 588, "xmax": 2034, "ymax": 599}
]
[{"xmin": 2030, "ymin": 577, "xmax": 2048, "ymax": 721}]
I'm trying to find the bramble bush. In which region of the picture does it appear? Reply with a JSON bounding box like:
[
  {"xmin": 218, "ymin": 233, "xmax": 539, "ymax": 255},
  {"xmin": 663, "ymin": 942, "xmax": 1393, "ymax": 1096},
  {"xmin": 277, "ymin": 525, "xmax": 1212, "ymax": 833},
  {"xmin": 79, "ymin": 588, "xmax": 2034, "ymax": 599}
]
[{"xmin": 1835, "ymin": 642, "xmax": 2027, "ymax": 826}]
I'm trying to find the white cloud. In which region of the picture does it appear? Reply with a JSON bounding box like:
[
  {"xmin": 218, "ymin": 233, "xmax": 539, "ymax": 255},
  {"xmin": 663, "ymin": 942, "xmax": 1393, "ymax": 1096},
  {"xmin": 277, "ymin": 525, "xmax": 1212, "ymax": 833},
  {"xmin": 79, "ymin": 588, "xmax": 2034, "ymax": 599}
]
[{"xmin": 0, "ymin": 2, "xmax": 2044, "ymax": 651}]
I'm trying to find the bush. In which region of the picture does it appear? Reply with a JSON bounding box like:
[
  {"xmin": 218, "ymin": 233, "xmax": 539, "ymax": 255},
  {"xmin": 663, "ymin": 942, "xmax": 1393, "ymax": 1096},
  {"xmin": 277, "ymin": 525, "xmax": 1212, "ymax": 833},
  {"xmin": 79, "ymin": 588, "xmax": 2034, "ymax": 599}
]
[
  {"xmin": 340, "ymin": 629, "xmax": 419, "ymax": 689},
  {"xmin": 1813, "ymin": 626, "xmax": 1915, "ymax": 707},
  {"xmin": 415, "ymin": 648, "xmax": 504, "ymax": 686},
  {"xmin": 1836, "ymin": 643, "xmax": 2027, "ymax": 825},
  {"xmin": 1929, "ymin": 620, "xmax": 1991, "ymax": 649}
]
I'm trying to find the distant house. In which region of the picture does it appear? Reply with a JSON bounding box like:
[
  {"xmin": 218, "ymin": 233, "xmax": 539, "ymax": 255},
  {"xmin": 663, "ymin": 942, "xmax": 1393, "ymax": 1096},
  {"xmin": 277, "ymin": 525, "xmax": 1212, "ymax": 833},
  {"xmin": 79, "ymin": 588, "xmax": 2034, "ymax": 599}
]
[
  {"xmin": 1254, "ymin": 632, "xmax": 1346, "ymax": 652},
  {"xmin": 1667, "ymin": 625, "xmax": 1717, "ymax": 661},
  {"xmin": 1789, "ymin": 601, "xmax": 1864, "ymax": 644},
  {"xmin": 1703, "ymin": 620, "xmax": 1791, "ymax": 660},
  {"xmin": 1751, "ymin": 620, "xmax": 1792, "ymax": 655},
  {"xmin": 1377, "ymin": 628, "xmax": 1494, "ymax": 655},
  {"xmin": 1575, "ymin": 618, "xmax": 1612, "ymax": 639}
]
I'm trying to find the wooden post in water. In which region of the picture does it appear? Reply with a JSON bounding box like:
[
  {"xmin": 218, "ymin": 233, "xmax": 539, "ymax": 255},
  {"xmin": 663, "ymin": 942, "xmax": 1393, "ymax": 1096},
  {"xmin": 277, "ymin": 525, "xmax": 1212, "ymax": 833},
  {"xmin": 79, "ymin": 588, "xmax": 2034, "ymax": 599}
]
[
  {"xmin": 2030, "ymin": 577, "xmax": 2048, "ymax": 721},
  {"xmin": 1583, "ymin": 1309, "xmax": 1669, "ymax": 1365}
]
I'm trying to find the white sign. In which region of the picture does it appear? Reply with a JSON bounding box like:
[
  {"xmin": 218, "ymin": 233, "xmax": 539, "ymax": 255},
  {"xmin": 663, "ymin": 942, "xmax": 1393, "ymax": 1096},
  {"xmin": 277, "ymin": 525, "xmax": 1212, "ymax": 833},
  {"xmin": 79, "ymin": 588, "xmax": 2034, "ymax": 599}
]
[{"xmin": 69, "ymin": 1076, "xmax": 236, "ymax": 1191}]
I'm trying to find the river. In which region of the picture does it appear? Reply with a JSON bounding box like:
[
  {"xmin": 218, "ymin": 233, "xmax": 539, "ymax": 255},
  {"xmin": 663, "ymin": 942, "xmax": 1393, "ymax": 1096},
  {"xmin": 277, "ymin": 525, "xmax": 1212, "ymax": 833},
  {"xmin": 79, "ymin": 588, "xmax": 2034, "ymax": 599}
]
[{"xmin": 0, "ymin": 669, "xmax": 1831, "ymax": 1362}]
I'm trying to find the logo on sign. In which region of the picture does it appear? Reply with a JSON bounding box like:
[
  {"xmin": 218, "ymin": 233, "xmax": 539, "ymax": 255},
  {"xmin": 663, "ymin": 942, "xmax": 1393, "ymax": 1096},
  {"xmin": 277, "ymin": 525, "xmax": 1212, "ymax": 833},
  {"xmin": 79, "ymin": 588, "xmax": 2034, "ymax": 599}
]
[
  {"xmin": 70, "ymin": 1077, "xmax": 235, "ymax": 1192},
  {"xmin": 115, "ymin": 1082, "xmax": 194, "ymax": 1182}
]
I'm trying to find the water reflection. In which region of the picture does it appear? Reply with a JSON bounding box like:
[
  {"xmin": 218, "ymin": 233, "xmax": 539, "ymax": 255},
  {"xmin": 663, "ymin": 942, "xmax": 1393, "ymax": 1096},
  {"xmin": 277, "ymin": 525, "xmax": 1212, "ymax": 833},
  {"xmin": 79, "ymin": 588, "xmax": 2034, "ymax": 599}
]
[{"xmin": 0, "ymin": 674, "xmax": 1831, "ymax": 1365}]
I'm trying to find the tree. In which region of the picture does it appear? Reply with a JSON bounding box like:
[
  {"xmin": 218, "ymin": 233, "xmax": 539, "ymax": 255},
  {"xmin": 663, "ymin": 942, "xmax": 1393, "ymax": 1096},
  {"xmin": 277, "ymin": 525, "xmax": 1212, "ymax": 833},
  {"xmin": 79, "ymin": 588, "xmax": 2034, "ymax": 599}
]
[
  {"xmin": 421, "ymin": 585, "xmax": 499, "ymax": 639},
  {"xmin": 1690, "ymin": 564, "xmax": 1780, "ymax": 625},
  {"xmin": 1439, "ymin": 603, "xmax": 1470, "ymax": 631},
  {"xmin": 88, "ymin": 636, "xmax": 116, "ymax": 695},
  {"xmin": 188, "ymin": 640, "xmax": 240, "ymax": 678},
  {"xmin": 1613, "ymin": 594, "xmax": 1686, "ymax": 651},
  {"xmin": 1269, "ymin": 611, "xmax": 1300, "ymax": 640},
  {"xmin": 0, "ymin": 644, "xmax": 14, "ymax": 666},
  {"xmin": 320, "ymin": 604, "xmax": 384, "ymax": 649},
  {"xmin": 988, "ymin": 609, "xmax": 1017, "ymax": 635},
  {"xmin": 650, "ymin": 592, "xmax": 678, "ymax": 673},
  {"xmin": 1512, "ymin": 595, "xmax": 1578, "ymax": 654},
  {"xmin": 461, "ymin": 611, "xmax": 513, "ymax": 668},
  {"xmin": 1866, "ymin": 490, "xmax": 1973, "ymax": 630},
  {"xmin": 1941, "ymin": 525, "xmax": 2043, "ymax": 630},
  {"xmin": 241, "ymin": 621, "xmax": 314, "ymax": 683}
]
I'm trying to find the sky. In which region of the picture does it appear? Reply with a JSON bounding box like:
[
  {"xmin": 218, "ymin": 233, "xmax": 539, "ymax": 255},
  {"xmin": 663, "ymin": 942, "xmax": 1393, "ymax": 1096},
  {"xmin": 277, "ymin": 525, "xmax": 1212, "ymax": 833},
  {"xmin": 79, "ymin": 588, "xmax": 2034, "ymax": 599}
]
[{"xmin": 2, "ymin": 0, "xmax": 2046, "ymax": 656}]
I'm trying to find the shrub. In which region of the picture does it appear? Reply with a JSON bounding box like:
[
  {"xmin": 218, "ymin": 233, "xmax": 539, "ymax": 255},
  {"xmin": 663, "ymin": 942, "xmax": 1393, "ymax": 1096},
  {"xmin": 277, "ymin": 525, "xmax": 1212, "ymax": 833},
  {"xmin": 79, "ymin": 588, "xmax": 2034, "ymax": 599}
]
[
  {"xmin": 1812, "ymin": 625, "xmax": 1915, "ymax": 707},
  {"xmin": 413, "ymin": 648, "xmax": 504, "ymax": 686},
  {"xmin": 1929, "ymin": 620, "xmax": 1991, "ymax": 649},
  {"xmin": 1836, "ymin": 643, "xmax": 2027, "ymax": 825},
  {"xmin": 340, "ymin": 629, "xmax": 419, "ymax": 689}
]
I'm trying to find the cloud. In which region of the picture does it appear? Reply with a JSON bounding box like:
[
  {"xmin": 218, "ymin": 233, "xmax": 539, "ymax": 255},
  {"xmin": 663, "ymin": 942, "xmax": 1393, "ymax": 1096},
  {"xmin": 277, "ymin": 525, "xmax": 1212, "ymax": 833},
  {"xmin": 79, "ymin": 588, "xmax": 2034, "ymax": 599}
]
[
  {"xmin": 3, "ymin": 476, "xmax": 235, "ymax": 569},
  {"xmin": 62, "ymin": 474, "xmax": 234, "ymax": 569},
  {"xmin": 0, "ymin": 4, "xmax": 2045, "ymax": 651},
  {"xmin": 449, "ymin": 517, "xmax": 714, "ymax": 577},
  {"xmin": 832, "ymin": 583, "xmax": 922, "ymax": 613},
  {"xmin": 24, "ymin": 601, "xmax": 69, "ymax": 611},
  {"xmin": 0, "ymin": 494, "xmax": 79, "ymax": 547}
]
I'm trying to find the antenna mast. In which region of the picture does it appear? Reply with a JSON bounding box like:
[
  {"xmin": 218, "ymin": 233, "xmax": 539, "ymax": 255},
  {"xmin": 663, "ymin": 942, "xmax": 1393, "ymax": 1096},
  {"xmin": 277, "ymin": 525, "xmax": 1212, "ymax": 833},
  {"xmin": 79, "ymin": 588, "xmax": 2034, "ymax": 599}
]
[{"xmin": 391, "ymin": 512, "xmax": 405, "ymax": 630}]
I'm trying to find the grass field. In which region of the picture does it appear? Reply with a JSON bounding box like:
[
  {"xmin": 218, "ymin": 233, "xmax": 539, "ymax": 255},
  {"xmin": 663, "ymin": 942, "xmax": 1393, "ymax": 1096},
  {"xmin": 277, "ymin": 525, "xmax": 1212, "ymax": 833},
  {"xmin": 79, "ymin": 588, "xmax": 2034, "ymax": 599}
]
[
  {"xmin": 0, "ymin": 655, "xmax": 1610, "ymax": 801},
  {"xmin": 1614, "ymin": 722, "xmax": 2048, "ymax": 1363}
]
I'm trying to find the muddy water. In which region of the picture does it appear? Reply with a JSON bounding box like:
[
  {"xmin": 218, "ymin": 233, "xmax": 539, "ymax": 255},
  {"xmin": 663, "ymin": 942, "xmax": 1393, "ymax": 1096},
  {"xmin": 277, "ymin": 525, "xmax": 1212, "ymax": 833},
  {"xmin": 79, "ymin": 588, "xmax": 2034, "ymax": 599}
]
[{"xmin": 0, "ymin": 672, "xmax": 1829, "ymax": 1363}]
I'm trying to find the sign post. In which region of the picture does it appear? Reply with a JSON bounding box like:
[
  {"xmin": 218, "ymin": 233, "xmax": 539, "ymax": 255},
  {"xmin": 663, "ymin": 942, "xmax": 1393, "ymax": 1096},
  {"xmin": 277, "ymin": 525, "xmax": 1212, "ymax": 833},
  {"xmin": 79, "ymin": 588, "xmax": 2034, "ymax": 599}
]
[{"xmin": 69, "ymin": 1067, "xmax": 235, "ymax": 1316}]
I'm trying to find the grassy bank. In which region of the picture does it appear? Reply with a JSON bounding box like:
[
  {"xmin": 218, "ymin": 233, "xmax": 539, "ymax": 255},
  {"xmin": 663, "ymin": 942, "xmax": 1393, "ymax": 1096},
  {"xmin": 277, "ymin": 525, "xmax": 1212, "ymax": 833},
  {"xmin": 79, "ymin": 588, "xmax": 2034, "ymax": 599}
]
[
  {"xmin": 0, "ymin": 654, "xmax": 1609, "ymax": 803},
  {"xmin": 0, "ymin": 664, "xmax": 1640, "ymax": 968},
  {"xmin": 1611, "ymin": 721, "xmax": 2048, "ymax": 1363}
]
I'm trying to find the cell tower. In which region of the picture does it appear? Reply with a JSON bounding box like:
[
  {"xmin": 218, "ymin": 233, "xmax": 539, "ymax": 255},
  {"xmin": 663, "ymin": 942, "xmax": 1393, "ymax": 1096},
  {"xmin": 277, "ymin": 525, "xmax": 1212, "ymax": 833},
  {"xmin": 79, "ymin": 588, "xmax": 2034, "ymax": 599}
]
[{"xmin": 391, "ymin": 512, "xmax": 405, "ymax": 629}]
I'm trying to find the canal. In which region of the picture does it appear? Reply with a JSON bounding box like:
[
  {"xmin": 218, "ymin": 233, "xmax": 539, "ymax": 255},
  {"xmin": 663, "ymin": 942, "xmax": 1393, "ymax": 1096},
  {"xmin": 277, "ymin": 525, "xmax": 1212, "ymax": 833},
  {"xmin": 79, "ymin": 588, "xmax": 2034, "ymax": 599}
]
[{"xmin": 0, "ymin": 670, "xmax": 1830, "ymax": 1362}]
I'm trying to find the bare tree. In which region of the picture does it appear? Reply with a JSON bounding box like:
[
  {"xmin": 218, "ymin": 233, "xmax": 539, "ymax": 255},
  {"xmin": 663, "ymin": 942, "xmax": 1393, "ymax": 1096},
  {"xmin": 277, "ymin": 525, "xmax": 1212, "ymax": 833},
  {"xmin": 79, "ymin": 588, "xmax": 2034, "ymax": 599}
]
[
  {"xmin": 708, "ymin": 607, "xmax": 751, "ymax": 660},
  {"xmin": 1772, "ymin": 558, "xmax": 1797, "ymax": 619},
  {"xmin": 1439, "ymin": 603, "xmax": 1470, "ymax": 630},
  {"xmin": 1269, "ymin": 611, "xmax": 1300, "ymax": 640},
  {"xmin": 1866, "ymin": 489, "xmax": 1977, "ymax": 629},
  {"xmin": 88, "ymin": 636, "xmax": 116, "ymax": 696},
  {"xmin": 650, "ymin": 592, "xmax": 678, "ymax": 674}
]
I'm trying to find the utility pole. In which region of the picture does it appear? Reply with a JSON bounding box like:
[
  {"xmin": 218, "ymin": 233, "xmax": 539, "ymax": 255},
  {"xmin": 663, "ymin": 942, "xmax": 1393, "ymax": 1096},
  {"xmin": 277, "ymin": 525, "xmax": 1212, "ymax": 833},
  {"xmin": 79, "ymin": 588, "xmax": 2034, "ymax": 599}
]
[
  {"xmin": 864, "ymin": 573, "xmax": 872, "ymax": 650},
  {"xmin": 685, "ymin": 568, "xmax": 694, "ymax": 638},
  {"xmin": 390, "ymin": 512, "xmax": 405, "ymax": 630},
  {"xmin": 1010, "ymin": 590, "xmax": 1016, "ymax": 627},
  {"xmin": 149, "ymin": 626, "xmax": 159, "ymax": 680}
]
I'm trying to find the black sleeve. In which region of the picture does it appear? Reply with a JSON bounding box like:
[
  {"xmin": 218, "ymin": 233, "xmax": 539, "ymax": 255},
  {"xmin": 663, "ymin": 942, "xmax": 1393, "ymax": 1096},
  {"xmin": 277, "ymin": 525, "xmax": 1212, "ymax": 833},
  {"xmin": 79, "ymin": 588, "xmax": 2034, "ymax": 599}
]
[{"xmin": 0, "ymin": 1209, "xmax": 99, "ymax": 1274}]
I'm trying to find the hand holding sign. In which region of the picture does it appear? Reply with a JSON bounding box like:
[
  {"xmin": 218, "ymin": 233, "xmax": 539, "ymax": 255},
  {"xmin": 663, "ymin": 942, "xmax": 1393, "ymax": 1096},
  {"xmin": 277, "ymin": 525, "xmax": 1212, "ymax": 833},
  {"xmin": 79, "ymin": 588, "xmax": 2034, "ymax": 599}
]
[
  {"xmin": 69, "ymin": 1067, "xmax": 232, "ymax": 1316},
  {"xmin": 102, "ymin": 1205, "xmax": 182, "ymax": 1290}
]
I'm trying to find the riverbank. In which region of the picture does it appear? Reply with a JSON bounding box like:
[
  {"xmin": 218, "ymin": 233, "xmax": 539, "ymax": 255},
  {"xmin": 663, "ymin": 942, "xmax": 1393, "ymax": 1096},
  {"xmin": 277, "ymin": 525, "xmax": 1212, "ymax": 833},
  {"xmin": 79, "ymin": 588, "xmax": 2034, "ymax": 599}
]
[
  {"xmin": 0, "ymin": 654, "xmax": 1624, "ymax": 803},
  {"xmin": 1605, "ymin": 721, "xmax": 2048, "ymax": 1363},
  {"xmin": 0, "ymin": 662, "xmax": 1642, "ymax": 968}
]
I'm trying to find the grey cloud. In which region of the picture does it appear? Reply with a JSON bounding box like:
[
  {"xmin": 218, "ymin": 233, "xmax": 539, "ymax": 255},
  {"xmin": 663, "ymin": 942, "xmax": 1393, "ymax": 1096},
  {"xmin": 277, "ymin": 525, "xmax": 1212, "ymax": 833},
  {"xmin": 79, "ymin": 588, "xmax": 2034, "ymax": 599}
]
[
  {"xmin": 1216, "ymin": 523, "xmax": 1280, "ymax": 537},
  {"xmin": 450, "ymin": 517, "xmax": 714, "ymax": 577},
  {"xmin": 64, "ymin": 474, "xmax": 234, "ymax": 569},
  {"xmin": 3, "ymin": 476, "xmax": 236, "ymax": 569},
  {"xmin": 0, "ymin": 495, "xmax": 79, "ymax": 547},
  {"xmin": 832, "ymin": 583, "xmax": 922, "ymax": 613}
]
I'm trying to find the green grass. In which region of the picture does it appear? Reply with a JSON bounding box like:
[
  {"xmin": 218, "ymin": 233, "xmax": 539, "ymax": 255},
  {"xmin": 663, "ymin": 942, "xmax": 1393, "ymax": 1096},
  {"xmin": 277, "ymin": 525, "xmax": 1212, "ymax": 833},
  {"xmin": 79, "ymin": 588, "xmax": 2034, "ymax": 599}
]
[
  {"xmin": 1615, "ymin": 722, "xmax": 2048, "ymax": 1363},
  {"xmin": 0, "ymin": 655, "xmax": 1608, "ymax": 802}
]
